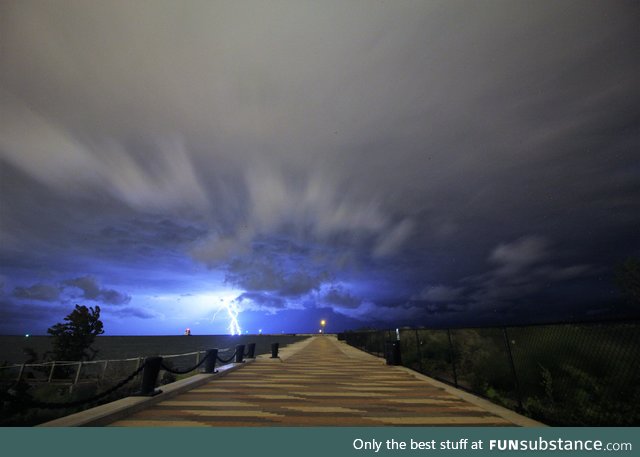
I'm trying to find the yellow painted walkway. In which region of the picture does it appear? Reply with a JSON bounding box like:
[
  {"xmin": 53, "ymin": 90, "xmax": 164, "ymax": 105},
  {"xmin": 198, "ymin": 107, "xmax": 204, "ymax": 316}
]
[{"xmin": 109, "ymin": 336, "xmax": 531, "ymax": 426}]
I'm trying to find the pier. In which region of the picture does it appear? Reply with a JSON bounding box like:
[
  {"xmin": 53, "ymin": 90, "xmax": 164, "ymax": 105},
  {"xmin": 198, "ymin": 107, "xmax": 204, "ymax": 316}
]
[{"xmin": 100, "ymin": 336, "xmax": 537, "ymax": 426}]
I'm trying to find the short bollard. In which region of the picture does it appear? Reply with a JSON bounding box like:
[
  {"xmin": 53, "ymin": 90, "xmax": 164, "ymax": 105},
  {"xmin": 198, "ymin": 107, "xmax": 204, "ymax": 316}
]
[
  {"xmin": 203, "ymin": 349, "xmax": 218, "ymax": 373},
  {"xmin": 246, "ymin": 343, "xmax": 256, "ymax": 359},
  {"xmin": 271, "ymin": 342, "xmax": 279, "ymax": 358},
  {"xmin": 235, "ymin": 344, "xmax": 245, "ymax": 363},
  {"xmin": 136, "ymin": 356, "xmax": 163, "ymax": 396}
]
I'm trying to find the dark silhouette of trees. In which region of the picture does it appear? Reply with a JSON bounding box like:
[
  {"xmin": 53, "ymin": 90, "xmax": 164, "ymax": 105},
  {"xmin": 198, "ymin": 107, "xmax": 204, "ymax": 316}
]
[{"xmin": 47, "ymin": 305, "xmax": 104, "ymax": 361}]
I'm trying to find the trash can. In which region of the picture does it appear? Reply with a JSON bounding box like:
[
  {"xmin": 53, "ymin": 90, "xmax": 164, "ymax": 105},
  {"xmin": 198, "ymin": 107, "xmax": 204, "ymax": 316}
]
[{"xmin": 384, "ymin": 341, "xmax": 402, "ymax": 365}]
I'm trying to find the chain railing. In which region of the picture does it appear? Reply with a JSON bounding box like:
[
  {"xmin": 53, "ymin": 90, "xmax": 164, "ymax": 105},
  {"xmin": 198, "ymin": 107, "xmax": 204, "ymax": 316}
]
[
  {"xmin": 341, "ymin": 320, "xmax": 640, "ymax": 426},
  {"xmin": 0, "ymin": 342, "xmax": 262, "ymax": 412},
  {"xmin": 216, "ymin": 346, "xmax": 241, "ymax": 364},
  {"xmin": 0, "ymin": 347, "xmax": 245, "ymax": 385}
]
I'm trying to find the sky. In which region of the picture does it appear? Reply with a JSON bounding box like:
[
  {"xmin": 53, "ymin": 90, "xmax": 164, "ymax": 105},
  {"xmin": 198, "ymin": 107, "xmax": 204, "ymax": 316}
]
[{"xmin": 1, "ymin": 1, "xmax": 639, "ymax": 335}]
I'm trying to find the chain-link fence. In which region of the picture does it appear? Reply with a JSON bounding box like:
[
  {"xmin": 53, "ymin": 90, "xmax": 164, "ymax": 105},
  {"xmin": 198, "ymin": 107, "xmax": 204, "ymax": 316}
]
[{"xmin": 342, "ymin": 320, "xmax": 640, "ymax": 426}]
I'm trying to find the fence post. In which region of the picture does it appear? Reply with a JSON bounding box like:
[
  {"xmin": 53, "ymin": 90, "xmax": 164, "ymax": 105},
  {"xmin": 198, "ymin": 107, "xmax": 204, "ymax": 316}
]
[
  {"xmin": 246, "ymin": 343, "xmax": 256, "ymax": 358},
  {"xmin": 502, "ymin": 327, "xmax": 523, "ymax": 411},
  {"xmin": 384, "ymin": 341, "xmax": 402, "ymax": 365},
  {"xmin": 415, "ymin": 329, "xmax": 423, "ymax": 373},
  {"xmin": 17, "ymin": 363, "xmax": 25, "ymax": 382},
  {"xmin": 235, "ymin": 345, "xmax": 245, "ymax": 363},
  {"xmin": 135, "ymin": 356, "xmax": 162, "ymax": 396},
  {"xmin": 447, "ymin": 329, "xmax": 459, "ymax": 388},
  {"xmin": 271, "ymin": 342, "xmax": 279, "ymax": 358},
  {"xmin": 203, "ymin": 349, "xmax": 218, "ymax": 373},
  {"xmin": 73, "ymin": 362, "xmax": 83, "ymax": 385},
  {"xmin": 48, "ymin": 362, "xmax": 56, "ymax": 383},
  {"xmin": 102, "ymin": 360, "xmax": 109, "ymax": 381},
  {"xmin": 195, "ymin": 351, "xmax": 201, "ymax": 366}
]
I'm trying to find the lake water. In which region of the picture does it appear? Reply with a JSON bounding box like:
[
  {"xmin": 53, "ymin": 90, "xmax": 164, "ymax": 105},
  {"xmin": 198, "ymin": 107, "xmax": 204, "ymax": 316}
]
[{"xmin": 0, "ymin": 334, "xmax": 308, "ymax": 364}]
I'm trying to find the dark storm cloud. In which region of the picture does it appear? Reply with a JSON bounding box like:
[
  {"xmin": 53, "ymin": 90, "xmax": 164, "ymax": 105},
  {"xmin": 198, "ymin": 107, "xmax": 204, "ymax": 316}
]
[
  {"xmin": 101, "ymin": 218, "xmax": 207, "ymax": 248},
  {"xmin": 224, "ymin": 243, "xmax": 328, "ymax": 298},
  {"xmin": 110, "ymin": 307, "xmax": 158, "ymax": 320},
  {"xmin": 63, "ymin": 276, "xmax": 131, "ymax": 305},
  {"xmin": 95, "ymin": 218, "xmax": 207, "ymax": 267},
  {"xmin": 458, "ymin": 236, "xmax": 602, "ymax": 310},
  {"xmin": 0, "ymin": 299, "xmax": 68, "ymax": 334},
  {"xmin": 63, "ymin": 277, "xmax": 101, "ymax": 300},
  {"xmin": 490, "ymin": 236, "xmax": 549, "ymax": 271},
  {"xmin": 235, "ymin": 292, "xmax": 288, "ymax": 312},
  {"xmin": 1, "ymin": 1, "xmax": 638, "ymax": 330},
  {"xmin": 13, "ymin": 283, "xmax": 61, "ymax": 302},
  {"xmin": 413, "ymin": 285, "xmax": 465, "ymax": 303},
  {"xmin": 6, "ymin": 276, "xmax": 131, "ymax": 306},
  {"xmin": 323, "ymin": 286, "xmax": 362, "ymax": 309}
]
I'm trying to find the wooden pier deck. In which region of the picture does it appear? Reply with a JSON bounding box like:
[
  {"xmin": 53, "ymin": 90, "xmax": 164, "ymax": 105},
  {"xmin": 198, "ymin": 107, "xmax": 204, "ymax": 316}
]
[{"xmin": 108, "ymin": 336, "xmax": 538, "ymax": 426}]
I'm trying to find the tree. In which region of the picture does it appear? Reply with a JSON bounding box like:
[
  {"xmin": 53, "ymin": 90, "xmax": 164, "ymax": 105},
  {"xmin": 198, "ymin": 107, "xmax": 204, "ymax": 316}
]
[{"xmin": 47, "ymin": 304, "xmax": 104, "ymax": 361}]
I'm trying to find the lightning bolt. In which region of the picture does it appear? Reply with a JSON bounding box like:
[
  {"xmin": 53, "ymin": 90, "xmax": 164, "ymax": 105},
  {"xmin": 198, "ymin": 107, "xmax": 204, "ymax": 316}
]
[{"xmin": 213, "ymin": 298, "xmax": 242, "ymax": 335}]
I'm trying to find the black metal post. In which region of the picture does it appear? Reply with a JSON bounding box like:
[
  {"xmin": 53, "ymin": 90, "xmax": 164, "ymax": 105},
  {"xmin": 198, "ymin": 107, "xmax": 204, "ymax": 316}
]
[
  {"xmin": 246, "ymin": 342, "xmax": 256, "ymax": 358},
  {"xmin": 502, "ymin": 327, "xmax": 523, "ymax": 411},
  {"xmin": 271, "ymin": 342, "xmax": 279, "ymax": 358},
  {"xmin": 203, "ymin": 349, "xmax": 218, "ymax": 373},
  {"xmin": 384, "ymin": 341, "xmax": 402, "ymax": 365},
  {"xmin": 235, "ymin": 344, "xmax": 245, "ymax": 363},
  {"xmin": 136, "ymin": 356, "xmax": 162, "ymax": 396},
  {"xmin": 447, "ymin": 329, "xmax": 459, "ymax": 388}
]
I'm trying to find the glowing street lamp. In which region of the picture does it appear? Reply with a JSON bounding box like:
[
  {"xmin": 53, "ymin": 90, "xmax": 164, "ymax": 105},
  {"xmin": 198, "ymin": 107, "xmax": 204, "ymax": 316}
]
[{"xmin": 320, "ymin": 319, "xmax": 326, "ymax": 335}]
